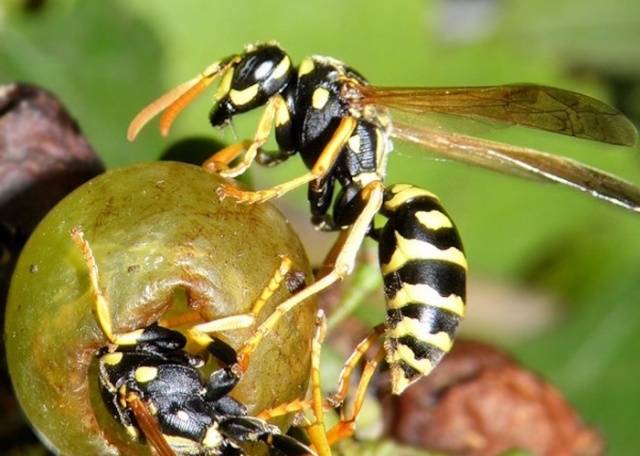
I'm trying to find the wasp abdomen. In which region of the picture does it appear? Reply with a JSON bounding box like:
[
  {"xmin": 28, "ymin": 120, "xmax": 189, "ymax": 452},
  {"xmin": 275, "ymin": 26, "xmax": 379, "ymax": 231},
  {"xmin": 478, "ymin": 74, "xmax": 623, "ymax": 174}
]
[{"xmin": 378, "ymin": 184, "xmax": 466, "ymax": 394}]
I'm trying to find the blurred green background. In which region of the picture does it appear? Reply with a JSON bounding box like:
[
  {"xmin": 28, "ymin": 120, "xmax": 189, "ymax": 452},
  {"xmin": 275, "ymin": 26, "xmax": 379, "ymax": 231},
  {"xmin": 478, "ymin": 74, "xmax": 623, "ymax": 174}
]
[{"xmin": 1, "ymin": 0, "xmax": 639, "ymax": 454}]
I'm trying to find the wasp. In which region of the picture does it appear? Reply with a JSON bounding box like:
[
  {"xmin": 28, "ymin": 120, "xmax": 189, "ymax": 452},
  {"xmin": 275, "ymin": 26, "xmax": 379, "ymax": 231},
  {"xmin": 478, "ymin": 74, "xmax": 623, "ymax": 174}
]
[
  {"xmin": 128, "ymin": 42, "xmax": 640, "ymax": 399},
  {"xmin": 71, "ymin": 226, "xmax": 324, "ymax": 456}
]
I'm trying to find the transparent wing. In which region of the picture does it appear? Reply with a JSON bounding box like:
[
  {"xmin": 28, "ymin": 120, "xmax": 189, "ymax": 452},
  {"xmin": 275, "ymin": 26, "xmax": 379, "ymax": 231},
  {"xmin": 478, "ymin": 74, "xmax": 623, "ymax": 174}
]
[
  {"xmin": 391, "ymin": 121, "xmax": 640, "ymax": 213},
  {"xmin": 359, "ymin": 84, "xmax": 638, "ymax": 146}
]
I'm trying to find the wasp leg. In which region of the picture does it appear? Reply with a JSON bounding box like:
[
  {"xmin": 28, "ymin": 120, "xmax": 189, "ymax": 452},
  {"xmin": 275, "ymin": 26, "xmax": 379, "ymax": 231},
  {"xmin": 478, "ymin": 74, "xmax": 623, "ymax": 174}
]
[
  {"xmin": 256, "ymin": 147, "xmax": 294, "ymax": 167},
  {"xmin": 330, "ymin": 325, "xmax": 384, "ymax": 406},
  {"xmin": 128, "ymin": 58, "xmax": 237, "ymax": 140},
  {"xmin": 305, "ymin": 311, "xmax": 332, "ymax": 456},
  {"xmin": 236, "ymin": 181, "xmax": 384, "ymax": 370},
  {"xmin": 185, "ymin": 255, "xmax": 294, "ymax": 353},
  {"xmin": 220, "ymin": 416, "xmax": 317, "ymax": 456},
  {"xmin": 256, "ymin": 311, "xmax": 331, "ymax": 456},
  {"xmin": 202, "ymin": 140, "xmax": 253, "ymax": 174},
  {"xmin": 160, "ymin": 252, "xmax": 290, "ymax": 331},
  {"xmin": 249, "ymin": 254, "xmax": 294, "ymax": 317},
  {"xmin": 71, "ymin": 226, "xmax": 146, "ymax": 345},
  {"xmin": 206, "ymin": 95, "xmax": 290, "ymax": 178},
  {"xmin": 158, "ymin": 309, "xmax": 204, "ymax": 328},
  {"xmin": 325, "ymin": 329, "xmax": 385, "ymax": 444},
  {"xmin": 185, "ymin": 314, "xmax": 256, "ymax": 354},
  {"xmin": 217, "ymin": 116, "xmax": 358, "ymax": 204}
]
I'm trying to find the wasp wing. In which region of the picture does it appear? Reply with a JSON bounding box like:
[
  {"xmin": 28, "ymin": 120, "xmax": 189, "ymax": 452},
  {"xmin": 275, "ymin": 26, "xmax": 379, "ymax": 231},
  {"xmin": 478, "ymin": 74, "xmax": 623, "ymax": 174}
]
[
  {"xmin": 127, "ymin": 394, "xmax": 176, "ymax": 456},
  {"xmin": 391, "ymin": 121, "xmax": 640, "ymax": 213},
  {"xmin": 360, "ymin": 84, "xmax": 638, "ymax": 146}
]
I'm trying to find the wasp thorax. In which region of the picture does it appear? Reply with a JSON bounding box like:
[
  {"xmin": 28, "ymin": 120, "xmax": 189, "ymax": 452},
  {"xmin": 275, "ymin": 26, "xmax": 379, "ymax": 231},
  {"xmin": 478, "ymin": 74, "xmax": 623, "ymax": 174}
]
[{"xmin": 210, "ymin": 44, "xmax": 292, "ymax": 127}]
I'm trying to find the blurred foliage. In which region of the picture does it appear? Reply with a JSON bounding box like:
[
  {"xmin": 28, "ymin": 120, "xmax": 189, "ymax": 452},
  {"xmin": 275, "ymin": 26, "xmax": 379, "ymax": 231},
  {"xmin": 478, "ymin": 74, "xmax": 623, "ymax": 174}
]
[{"xmin": 1, "ymin": 0, "xmax": 639, "ymax": 454}]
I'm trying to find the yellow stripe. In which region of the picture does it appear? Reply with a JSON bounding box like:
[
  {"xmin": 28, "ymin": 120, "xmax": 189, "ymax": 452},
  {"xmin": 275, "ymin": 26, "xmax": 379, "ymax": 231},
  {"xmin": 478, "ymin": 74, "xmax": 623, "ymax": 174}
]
[
  {"xmin": 272, "ymin": 55, "xmax": 291, "ymax": 79},
  {"xmin": 275, "ymin": 99, "xmax": 290, "ymax": 127},
  {"xmin": 147, "ymin": 401, "xmax": 157, "ymax": 415},
  {"xmin": 102, "ymin": 352, "xmax": 123, "ymax": 366},
  {"xmin": 229, "ymin": 84, "xmax": 259, "ymax": 106},
  {"xmin": 387, "ymin": 317, "xmax": 453, "ymax": 352},
  {"xmin": 415, "ymin": 210, "xmax": 453, "ymax": 230},
  {"xmin": 312, "ymin": 87, "xmax": 330, "ymax": 109},
  {"xmin": 389, "ymin": 370, "xmax": 412, "ymax": 395},
  {"xmin": 387, "ymin": 282, "xmax": 465, "ymax": 317},
  {"xmin": 348, "ymin": 134, "xmax": 361, "ymax": 153},
  {"xmin": 384, "ymin": 186, "xmax": 439, "ymax": 210},
  {"xmin": 381, "ymin": 232, "xmax": 467, "ymax": 274},
  {"xmin": 385, "ymin": 343, "xmax": 433, "ymax": 374},
  {"xmin": 203, "ymin": 424, "xmax": 223, "ymax": 448},
  {"xmin": 353, "ymin": 172, "xmax": 381, "ymax": 187},
  {"xmin": 298, "ymin": 57, "xmax": 315, "ymax": 77},
  {"xmin": 215, "ymin": 67, "xmax": 234, "ymax": 100},
  {"xmin": 125, "ymin": 425, "xmax": 139, "ymax": 439},
  {"xmin": 115, "ymin": 328, "xmax": 145, "ymax": 346},
  {"xmin": 164, "ymin": 434, "xmax": 201, "ymax": 452}
]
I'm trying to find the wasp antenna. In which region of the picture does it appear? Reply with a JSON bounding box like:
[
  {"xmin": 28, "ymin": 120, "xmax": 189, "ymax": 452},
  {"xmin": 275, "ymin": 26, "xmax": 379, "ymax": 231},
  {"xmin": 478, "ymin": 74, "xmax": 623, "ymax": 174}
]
[
  {"xmin": 127, "ymin": 75, "xmax": 201, "ymax": 141},
  {"xmin": 128, "ymin": 59, "xmax": 230, "ymax": 141},
  {"xmin": 158, "ymin": 74, "xmax": 218, "ymax": 137}
]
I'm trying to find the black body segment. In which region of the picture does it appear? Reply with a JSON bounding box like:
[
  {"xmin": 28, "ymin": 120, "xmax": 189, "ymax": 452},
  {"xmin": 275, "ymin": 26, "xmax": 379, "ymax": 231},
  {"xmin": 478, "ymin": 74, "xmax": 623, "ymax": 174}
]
[
  {"xmin": 97, "ymin": 324, "xmax": 313, "ymax": 455},
  {"xmin": 378, "ymin": 184, "xmax": 466, "ymax": 394},
  {"xmin": 210, "ymin": 43, "xmax": 293, "ymax": 127}
]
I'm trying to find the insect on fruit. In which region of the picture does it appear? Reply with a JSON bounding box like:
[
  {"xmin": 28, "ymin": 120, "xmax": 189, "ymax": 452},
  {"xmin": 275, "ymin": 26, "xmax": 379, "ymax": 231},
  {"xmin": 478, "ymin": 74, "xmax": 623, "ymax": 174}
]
[
  {"xmin": 71, "ymin": 226, "xmax": 316, "ymax": 456},
  {"xmin": 5, "ymin": 163, "xmax": 316, "ymax": 455},
  {"xmin": 128, "ymin": 42, "xmax": 640, "ymax": 400}
]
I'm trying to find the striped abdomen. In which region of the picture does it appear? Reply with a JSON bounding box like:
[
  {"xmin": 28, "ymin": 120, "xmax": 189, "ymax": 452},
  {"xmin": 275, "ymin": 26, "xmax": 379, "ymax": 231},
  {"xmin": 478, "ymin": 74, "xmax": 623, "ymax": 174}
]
[{"xmin": 378, "ymin": 184, "xmax": 466, "ymax": 394}]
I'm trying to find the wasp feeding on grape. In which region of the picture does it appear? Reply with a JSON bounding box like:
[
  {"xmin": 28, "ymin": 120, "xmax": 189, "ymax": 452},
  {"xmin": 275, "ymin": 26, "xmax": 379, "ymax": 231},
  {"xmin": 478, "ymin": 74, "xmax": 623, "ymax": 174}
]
[
  {"xmin": 128, "ymin": 42, "xmax": 639, "ymax": 402},
  {"xmin": 4, "ymin": 163, "xmax": 325, "ymax": 455},
  {"xmin": 71, "ymin": 225, "xmax": 320, "ymax": 456}
]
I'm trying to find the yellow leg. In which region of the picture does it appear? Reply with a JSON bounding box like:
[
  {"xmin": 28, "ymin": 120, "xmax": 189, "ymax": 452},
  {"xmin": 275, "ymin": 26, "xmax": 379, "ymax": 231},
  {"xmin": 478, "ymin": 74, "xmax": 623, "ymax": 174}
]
[
  {"xmin": 262, "ymin": 330, "xmax": 385, "ymax": 448},
  {"xmin": 219, "ymin": 95, "xmax": 290, "ymax": 178},
  {"xmin": 71, "ymin": 227, "xmax": 135, "ymax": 345},
  {"xmin": 72, "ymin": 226, "xmax": 181, "ymax": 347},
  {"xmin": 158, "ymin": 310, "xmax": 203, "ymax": 329},
  {"xmin": 128, "ymin": 59, "xmax": 236, "ymax": 141},
  {"xmin": 306, "ymin": 311, "xmax": 332, "ymax": 456},
  {"xmin": 326, "ymin": 349, "xmax": 385, "ymax": 445},
  {"xmin": 71, "ymin": 227, "xmax": 112, "ymax": 341},
  {"xmin": 256, "ymin": 398, "xmax": 313, "ymax": 421},
  {"xmin": 185, "ymin": 255, "xmax": 294, "ymax": 354},
  {"xmin": 217, "ymin": 116, "xmax": 358, "ymax": 204},
  {"xmin": 257, "ymin": 311, "xmax": 332, "ymax": 456},
  {"xmin": 202, "ymin": 140, "xmax": 253, "ymax": 174},
  {"xmin": 330, "ymin": 325, "xmax": 385, "ymax": 406},
  {"xmin": 236, "ymin": 180, "xmax": 384, "ymax": 370},
  {"xmin": 250, "ymin": 255, "xmax": 294, "ymax": 317}
]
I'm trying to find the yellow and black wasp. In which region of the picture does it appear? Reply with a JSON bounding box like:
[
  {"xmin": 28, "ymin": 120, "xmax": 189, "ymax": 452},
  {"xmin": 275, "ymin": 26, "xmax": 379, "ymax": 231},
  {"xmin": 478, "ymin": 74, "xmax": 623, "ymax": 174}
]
[
  {"xmin": 128, "ymin": 42, "xmax": 640, "ymax": 401},
  {"xmin": 71, "ymin": 226, "xmax": 324, "ymax": 456}
]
